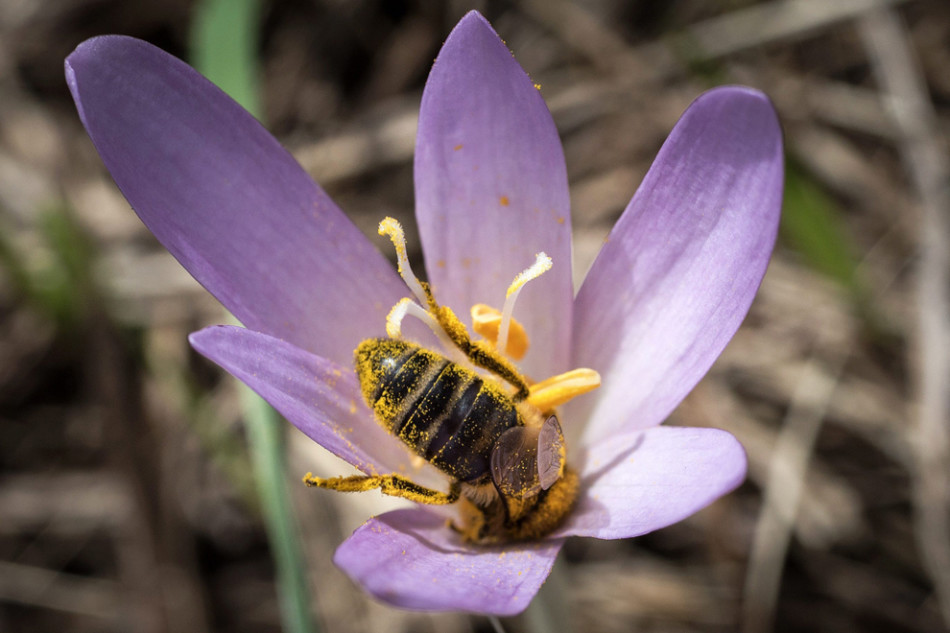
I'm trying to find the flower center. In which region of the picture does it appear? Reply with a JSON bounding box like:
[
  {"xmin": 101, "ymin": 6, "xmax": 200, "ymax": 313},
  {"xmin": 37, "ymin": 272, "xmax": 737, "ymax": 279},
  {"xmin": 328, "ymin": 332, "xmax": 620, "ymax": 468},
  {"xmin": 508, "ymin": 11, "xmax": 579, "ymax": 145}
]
[
  {"xmin": 376, "ymin": 217, "xmax": 601, "ymax": 542},
  {"xmin": 305, "ymin": 217, "xmax": 600, "ymax": 544}
]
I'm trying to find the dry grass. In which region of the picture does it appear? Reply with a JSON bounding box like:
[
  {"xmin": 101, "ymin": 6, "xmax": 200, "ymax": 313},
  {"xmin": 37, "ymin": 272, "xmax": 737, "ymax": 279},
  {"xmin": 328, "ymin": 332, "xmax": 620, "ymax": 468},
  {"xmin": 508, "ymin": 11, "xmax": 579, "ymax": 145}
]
[{"xmin": 1, "ymin": 1, "xmax": 948, "ymax": 631}]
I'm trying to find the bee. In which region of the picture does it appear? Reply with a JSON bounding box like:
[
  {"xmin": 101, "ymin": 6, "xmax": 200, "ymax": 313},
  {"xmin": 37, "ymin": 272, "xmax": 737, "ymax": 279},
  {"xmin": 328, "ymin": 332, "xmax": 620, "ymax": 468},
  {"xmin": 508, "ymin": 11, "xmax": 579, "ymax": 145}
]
[
  {"xmin": 303, "ymin": 216, "xmax": 592, "ymax": 544},
  {"xmin": 306, "ymin": 336, "xmax": 577, "ymax": 544}
]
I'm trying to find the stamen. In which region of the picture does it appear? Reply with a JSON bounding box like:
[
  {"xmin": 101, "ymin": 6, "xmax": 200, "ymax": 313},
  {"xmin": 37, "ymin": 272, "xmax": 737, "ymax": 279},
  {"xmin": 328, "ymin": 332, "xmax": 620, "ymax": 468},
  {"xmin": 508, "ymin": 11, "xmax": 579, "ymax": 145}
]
[
  {"xmin": 386, "ymin": 297, "xmax": 460, "ymax": 358},
  {"xmin": 379, "ymin": 217, "xmax": 428, "ymax": 306},
  {"xmin": 527, "ymin": 368, "xmax": 601, "ymax": 412},
  {"xmin": 471, "ymin": 304, "xmax": 529, "ymax": 360},
  {"xmin": 385, "ymin": 298, "xmax": 414, "ymax": 338},
  {"xmin": 498, "ymin": 253, "xmax": 552, "ymax": 355}
]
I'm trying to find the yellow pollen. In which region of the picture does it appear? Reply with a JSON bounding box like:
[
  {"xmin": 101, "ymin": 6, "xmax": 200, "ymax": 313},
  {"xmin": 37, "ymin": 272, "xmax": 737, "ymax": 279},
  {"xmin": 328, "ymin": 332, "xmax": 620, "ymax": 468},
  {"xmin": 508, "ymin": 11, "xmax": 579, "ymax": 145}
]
[
  {"xmin": 527, "ymin": 368, "xmax": 602, "ymax": 412},
  {"xmin": 471, "ymin": 304, "xmax": 528, "ymax": 360},
  {"xmin": 499, "ymin": 195, "xmax": 510, "ymax": 206},
  {"xmin": 385, "ymin": 298, "xmax": 413, "ymax": 338},
  {"xmin": 378, "ymin": 217, "xmax": 407, "ymax": 266},
  {"xmin": 506, "ymin": 252, "xmax": 552, "ymax": 299},
  {"xmin": 378, "ymin": 217, "xmax": 427, "ymax": 306}
]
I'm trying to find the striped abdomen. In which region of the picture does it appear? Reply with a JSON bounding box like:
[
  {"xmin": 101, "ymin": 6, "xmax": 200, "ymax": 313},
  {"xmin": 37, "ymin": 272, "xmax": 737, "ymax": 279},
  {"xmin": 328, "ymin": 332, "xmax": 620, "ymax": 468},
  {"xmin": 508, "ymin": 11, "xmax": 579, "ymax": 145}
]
[{"xmin": 355, "ymin": 338, "xmax": 521, "ymax": 483}]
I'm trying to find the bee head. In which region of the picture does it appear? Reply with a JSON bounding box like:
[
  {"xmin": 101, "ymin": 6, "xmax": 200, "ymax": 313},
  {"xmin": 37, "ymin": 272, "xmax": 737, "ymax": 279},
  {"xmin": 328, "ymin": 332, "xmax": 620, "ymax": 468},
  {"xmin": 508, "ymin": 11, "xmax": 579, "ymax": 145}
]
[{"xmin": 354, "ymin": 338, "xmax": 416, "ymax": 404}]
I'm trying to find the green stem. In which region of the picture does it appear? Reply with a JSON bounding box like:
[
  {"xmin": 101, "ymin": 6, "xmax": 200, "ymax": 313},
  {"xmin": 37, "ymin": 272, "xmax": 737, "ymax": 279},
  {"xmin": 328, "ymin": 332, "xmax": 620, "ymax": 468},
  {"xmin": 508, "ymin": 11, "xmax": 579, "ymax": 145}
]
[
  {"xmin": 190, "ymin": 0, "xmax": 263, "ymax": 118},
  {"xmin": 240, "ymin": 388, "xmax": 320, "ymax": 633},
  {"xmin": 189, "ymin": 1, "xmax": 318, "ymax": 630}
]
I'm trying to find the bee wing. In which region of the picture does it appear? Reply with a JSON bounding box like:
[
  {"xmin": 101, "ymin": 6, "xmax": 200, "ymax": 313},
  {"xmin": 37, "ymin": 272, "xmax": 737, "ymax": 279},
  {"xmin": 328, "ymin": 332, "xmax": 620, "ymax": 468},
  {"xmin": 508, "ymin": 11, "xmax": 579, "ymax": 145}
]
[
  {"xmin": 490, "ymin": 416, "xmax": 566, "ymax": 498},
  {"xmin": 490, "ymin": 425, "xmax": 542, "ymax": 498},
  {"xmin": 537, "ymin": 415, "xmax": 566, "ymax": 490}
]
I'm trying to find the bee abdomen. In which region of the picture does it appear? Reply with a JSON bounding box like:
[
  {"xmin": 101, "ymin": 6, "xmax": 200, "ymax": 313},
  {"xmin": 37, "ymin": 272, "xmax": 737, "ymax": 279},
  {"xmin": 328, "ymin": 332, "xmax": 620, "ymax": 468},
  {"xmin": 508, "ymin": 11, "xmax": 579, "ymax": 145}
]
[
  {"xmin": 355, "ymin": 338, "xmax": 520, "ymax": 484},
  {"xmin": 365, "ymin": 343, "xmax": 448, "ymax": 434},
  {"xmin": 429, "ymin": 377, "xmax": 519, "ymax": 482},
  {"xmin": 396, "ymin": 362, "xmax": 476, "ymax": 454}
]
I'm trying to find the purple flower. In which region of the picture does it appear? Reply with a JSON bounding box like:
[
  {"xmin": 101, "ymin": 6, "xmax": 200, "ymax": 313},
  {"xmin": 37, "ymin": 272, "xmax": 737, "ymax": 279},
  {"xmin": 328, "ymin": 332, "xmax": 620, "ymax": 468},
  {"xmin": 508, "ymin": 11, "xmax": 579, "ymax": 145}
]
[{"xmin": 66, "ymin": 11, "xmax": 782, "ymax": 615}]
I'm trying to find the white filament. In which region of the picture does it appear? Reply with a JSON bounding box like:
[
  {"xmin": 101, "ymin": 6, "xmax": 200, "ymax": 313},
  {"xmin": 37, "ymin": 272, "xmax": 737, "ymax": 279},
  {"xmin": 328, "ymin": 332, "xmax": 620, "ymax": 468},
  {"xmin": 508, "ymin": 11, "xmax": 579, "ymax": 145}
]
[
  {"xmin": 378, "ymin": 217, "xmax": 429, "ymax": 306},
  {"xmin": 497, "ymin": 252, "xmax": 552, "ymax": 355},
  {"xmin": 386, "ymin": 297, "xmax": 463, "ymax": 362}
]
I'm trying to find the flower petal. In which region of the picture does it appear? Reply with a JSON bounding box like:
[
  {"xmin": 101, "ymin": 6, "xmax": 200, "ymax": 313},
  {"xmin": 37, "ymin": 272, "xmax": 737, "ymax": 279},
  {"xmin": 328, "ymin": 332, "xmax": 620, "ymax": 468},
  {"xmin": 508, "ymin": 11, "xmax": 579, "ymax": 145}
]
[
  {"xmin": 414, "ymin": 12, "xmax": 573, "ymax": 378},
  {"xmin": 188, "ymin": 325, "xmax": 433, "ymax": 478},
  {"xmin": 571, "ymin": 87, "xmax": 783, "ymax": 440},
  {"xmin": 555, "ymin": 426, "xmax": 746, "ymax": 539},
  {"xmin": 334, "ymin": 508, "xmax": 563, "ymax": 615},
  {"xmin": 66, "ymin": 36, "xmax": 405, "ymax": 366}
]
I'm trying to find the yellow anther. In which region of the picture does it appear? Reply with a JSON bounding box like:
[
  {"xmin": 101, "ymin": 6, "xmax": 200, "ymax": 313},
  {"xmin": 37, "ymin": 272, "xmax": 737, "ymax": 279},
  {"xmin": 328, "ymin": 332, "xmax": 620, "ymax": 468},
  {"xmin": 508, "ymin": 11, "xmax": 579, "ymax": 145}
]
[
  {"xmin": 526, "ymin": 368, "xmax": 602, "ymax": 412},
  {"xmin": 506, "ymin": 252, "xmax": 552, "ymax": 298},
  {"xmin": 471, "ymin": 304, "xmax": 529, "ymax": 360}
]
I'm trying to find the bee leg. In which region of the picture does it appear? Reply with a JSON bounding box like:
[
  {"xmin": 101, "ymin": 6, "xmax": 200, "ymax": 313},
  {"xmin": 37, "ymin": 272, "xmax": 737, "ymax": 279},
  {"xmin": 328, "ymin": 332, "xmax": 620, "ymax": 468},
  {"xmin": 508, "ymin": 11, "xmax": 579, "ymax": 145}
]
[
  {"xmin": 449, "ymin": 498, "xmax": 488, "ymax": 543},
  {"xmin": 303, "ymin": 473, "xmax": 460, "ymax": 505}
]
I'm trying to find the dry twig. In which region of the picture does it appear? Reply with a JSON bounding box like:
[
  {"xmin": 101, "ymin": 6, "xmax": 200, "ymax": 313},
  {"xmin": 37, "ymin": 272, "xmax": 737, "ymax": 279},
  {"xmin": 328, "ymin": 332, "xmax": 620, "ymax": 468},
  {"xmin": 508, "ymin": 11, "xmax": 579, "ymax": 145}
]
[
  {"xmin": 741, "ymin": 340, "xmax": 849, "ymax": 633},
  {"xmin": 859, "ymin": 7, "xmax": 950, "ymax": 627}
]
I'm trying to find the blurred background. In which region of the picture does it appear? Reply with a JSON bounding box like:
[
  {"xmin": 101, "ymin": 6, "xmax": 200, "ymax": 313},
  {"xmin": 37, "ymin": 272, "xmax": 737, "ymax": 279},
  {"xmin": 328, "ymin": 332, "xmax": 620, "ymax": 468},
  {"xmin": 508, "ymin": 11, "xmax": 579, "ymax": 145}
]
[{"xmin": 2, "ymin": 0, "xmax": 949, "ymax": 631}]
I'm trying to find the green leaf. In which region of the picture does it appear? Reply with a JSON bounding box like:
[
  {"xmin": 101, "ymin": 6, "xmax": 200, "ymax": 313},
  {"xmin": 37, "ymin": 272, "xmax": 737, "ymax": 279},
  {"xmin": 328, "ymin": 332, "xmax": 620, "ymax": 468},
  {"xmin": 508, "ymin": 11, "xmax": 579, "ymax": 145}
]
[
  {"xmin": 191, "ymin": 0, "xmax": 263, "ymax": 119},
  {"xmin": 190, "ymin": 4, "xmax": 320, "ymax": 633},
  {"xmin": 781, "ymin": 163, "xmax": 861, "ymax": 294}
]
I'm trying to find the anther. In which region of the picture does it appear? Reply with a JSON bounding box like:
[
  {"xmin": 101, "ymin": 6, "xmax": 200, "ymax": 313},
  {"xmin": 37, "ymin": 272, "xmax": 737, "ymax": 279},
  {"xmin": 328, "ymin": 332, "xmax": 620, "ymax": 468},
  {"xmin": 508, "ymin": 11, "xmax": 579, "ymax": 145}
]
[
  {"xmin": 471, "ymin": 304, "xmax": 529, "ymax": 360},
  {"xmin": 379, "ymin": 217, "xmax": 429, "ymax": 307},
  {"xmin": 526, "ymin": 368, "xmax": 602, "ymax": 412},
  {"xmin": 498, "ymin": 253, "xmax": 552, "ymax": 356}
]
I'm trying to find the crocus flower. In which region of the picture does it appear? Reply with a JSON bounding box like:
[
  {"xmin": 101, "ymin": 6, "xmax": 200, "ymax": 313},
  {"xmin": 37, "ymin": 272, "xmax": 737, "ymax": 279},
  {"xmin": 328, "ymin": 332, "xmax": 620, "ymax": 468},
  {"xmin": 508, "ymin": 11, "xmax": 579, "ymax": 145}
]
[{"xmin": 66, "ymin": 11, "xmax": 782, "ymax": 615}]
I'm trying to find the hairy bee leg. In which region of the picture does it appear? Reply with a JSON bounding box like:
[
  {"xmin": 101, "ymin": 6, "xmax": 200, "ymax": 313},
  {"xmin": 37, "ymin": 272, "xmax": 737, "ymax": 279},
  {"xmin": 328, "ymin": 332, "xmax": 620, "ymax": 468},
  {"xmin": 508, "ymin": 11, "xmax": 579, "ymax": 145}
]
[
  {"xmin": 303, "ymin": 473, "xmax": 461, "ymax": 505},
  {"xmin": 428, "ymin": 303, "xmax": 531, "ymax": 401},
  {"xmin": 447, "ymin": 505, "xmax": 483, "ymax": 543}
]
